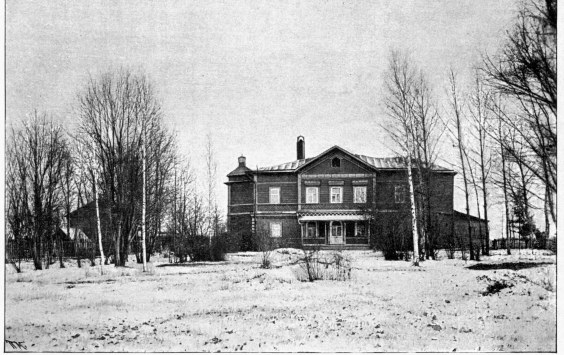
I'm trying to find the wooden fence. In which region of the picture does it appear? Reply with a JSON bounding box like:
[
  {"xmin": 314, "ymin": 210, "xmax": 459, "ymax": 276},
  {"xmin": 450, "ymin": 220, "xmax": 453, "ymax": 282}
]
[{"xmin": 5, "ymin": 239, "xmax": 98, "ymax": 262}]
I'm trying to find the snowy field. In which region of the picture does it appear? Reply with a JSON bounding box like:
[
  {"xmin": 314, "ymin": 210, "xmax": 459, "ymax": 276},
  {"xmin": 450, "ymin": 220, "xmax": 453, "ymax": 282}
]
[{"xmin": 4, "ymin": 249, "xmax": 556, "ymax": 352}]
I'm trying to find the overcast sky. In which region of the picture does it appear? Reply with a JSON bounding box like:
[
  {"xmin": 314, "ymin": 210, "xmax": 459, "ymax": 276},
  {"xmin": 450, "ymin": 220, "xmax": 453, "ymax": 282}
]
[{"xmin": 6, "ymin": 0, "xmax": 522, "ymax": 235}]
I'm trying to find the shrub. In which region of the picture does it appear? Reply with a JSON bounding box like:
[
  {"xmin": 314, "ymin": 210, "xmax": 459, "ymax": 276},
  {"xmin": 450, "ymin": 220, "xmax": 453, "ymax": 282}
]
[
  {"xmin": 187, "ymin": 234, "xmax": 227, "ymax": 262},
  {"xmin": 296, "ymin": 249, "xmax": 352, "ymax": 282}
]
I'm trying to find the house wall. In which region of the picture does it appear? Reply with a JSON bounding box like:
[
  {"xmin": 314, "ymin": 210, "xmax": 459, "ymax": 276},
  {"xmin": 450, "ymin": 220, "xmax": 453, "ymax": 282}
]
[
  {"xmin": 255, "ymin": 215, "xmax": 301, "ymax": 248},
  {"xmin": 299, "ymin": 177, "xmax": 373, "ymax": 210},
  {"xmin": 301, "ymin": 151, "xmax": 372, "ymax": 175},
  {"xmin": 453, "ymin": 215, "xmax": 488, "ymax": 249},
  {"xmin": 226, "ymin": 148, "xmax": 457, "ymax": 251}
]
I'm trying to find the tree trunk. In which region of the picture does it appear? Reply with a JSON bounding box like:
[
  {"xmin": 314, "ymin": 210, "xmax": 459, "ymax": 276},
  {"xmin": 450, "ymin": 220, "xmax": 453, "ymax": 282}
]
[
  {"xmin": 499, "ymin": 122, "xmax": 511, "ymax": 256},
  {"xmin": 406, "ymin": 155, "xmax": 419, "ymax": 266},
  {"xmin": 94, "ymin": 176, "xmax": 105, "ymax": 272},
  {"xmin": 142, "ymin": 135, "xmax": 147, "ymax": 272}
]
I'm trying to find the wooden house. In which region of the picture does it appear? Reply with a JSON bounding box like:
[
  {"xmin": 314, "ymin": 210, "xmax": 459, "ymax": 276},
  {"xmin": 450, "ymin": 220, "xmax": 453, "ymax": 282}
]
[{"xmin": 225, "ymin": 136, "xmax": 465, "ymax": 250}]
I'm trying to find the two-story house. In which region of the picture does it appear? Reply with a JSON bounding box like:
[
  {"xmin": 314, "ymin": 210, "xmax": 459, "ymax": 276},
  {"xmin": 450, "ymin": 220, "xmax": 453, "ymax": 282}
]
[{"xmin": 226, "ymin": 136, "xmax": 457, "ymax": 250}]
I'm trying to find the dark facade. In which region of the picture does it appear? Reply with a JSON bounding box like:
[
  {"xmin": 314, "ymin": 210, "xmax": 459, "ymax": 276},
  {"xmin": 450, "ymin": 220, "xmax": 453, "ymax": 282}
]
[{"xmin": 226, "ymin": 137, "xmax": 465, "ymax": 250}]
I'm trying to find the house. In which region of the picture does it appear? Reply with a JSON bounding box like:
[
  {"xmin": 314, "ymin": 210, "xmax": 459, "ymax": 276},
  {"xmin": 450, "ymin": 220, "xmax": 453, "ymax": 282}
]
[{"xmin": 225, "ymin": 136, "xmax": 460, "ymax": 250}]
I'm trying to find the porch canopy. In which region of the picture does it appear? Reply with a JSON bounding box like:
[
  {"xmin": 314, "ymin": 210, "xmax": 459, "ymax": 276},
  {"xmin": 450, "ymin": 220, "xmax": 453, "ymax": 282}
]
[{"xmin": 298, "ymin": 212, "xmax": 367, "ymax": 222}]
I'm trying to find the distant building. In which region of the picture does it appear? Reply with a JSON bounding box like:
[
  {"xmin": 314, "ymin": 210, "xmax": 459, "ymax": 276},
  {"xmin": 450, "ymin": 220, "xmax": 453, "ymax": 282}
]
[{"xmin": 226, "ymin": 136, "xmax": 485, "ymax": 250}]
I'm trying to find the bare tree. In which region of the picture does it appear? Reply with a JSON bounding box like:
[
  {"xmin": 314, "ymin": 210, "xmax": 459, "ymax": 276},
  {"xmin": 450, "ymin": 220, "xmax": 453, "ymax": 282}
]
[
  {"xmin": 6, "ymin": 111, "xmax": 70, "ymax": 270},
  {"xmin": 410, "ymin": 70, "xmax": 445, "ymax": 259},
  {"xmin": 76, "ymin": 68, "xmax": 170, "ymax": 267},
  {"xmin": 382, "ymin": 50, "xmax": 420, "ymax": 266},
  {"xmin": 204, "ymin": 133, "xmax": 220, "ymax": 239},
  {"xmin": 482, "ymin": 0, "xmax": 556, "ymax": 229},
  {"xmin": 448, "ymin": 70, "xmax": 476, "ymax": 261},
  {"xmin": 468, "ymin": 70, "xmax": 493, "ymax": 255}
]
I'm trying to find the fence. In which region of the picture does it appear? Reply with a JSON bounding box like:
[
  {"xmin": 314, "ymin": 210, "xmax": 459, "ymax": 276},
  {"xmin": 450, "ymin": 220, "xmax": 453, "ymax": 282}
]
[{"xmin": 5, "ymin": 239, "xmax": 99, "ymax": 263}]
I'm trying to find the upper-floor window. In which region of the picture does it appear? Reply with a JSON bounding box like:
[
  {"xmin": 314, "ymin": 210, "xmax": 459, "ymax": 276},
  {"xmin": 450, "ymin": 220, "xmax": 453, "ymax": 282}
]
[
  {"xmin": 330, "ymin": 187, "xmax": 343, "ymax": 203},
  {"xmin": 331, "ymin": 157, "xmax": 341, "ymax": 168},
  {"xmin": 306, "ymin": 187, "xmax": 319, "ymax": 204},
  {"xmin": 270, "ymin": 222, "xmax": 282, "ymax": 238},
  {"xmin": 269, "ymin": 187, "xmax": 280, "ymax": 204},
  {"xmin": 354, "ymin": 186, "xmax": 367, "ymax": 203},
  {"xmin": 395, "ymin": 185, "xmax": 407, "ymax": 203}
]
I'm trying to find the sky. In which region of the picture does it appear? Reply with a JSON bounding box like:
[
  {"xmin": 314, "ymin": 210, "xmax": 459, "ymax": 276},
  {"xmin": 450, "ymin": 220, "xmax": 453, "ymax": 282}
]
[{"xmin": 6, "ymin": 0, "xmax": 524, "ymax": 237}]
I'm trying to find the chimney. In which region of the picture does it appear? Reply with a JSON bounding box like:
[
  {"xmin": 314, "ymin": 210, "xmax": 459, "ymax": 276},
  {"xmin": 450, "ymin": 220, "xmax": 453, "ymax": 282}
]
[
  {"xmin": 297, "ymin": 136, "xmax": 305, "ymax": 160},
  {"xmin": 238, "ymin": 155, "xmax": 246, "ymax": 167}
]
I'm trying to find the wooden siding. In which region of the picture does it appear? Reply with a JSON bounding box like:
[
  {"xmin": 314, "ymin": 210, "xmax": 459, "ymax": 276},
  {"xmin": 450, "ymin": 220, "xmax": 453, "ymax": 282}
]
[
  {"xmin": 300, "ymin": 177, "xmax": 372, "ymax": 209},
  {"xmin": 301, "ymin": 151, "xmax": 373, "ymax": 175},
  {"xmin": 229, "ymin": 182, "xmax": 254, "ymax": 205},
  {"xmin": 256, "ymin": 183, "xmax": 298, "ymax": 204},
  {"xmin": 256, "ymin": 215, "xmax": 301, "ymax": 247}
]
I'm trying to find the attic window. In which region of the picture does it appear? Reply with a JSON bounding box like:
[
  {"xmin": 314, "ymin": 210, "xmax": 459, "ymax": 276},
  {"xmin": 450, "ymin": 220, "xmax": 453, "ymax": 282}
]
[{"xmin": 331, "ymin": 157, "xmax": 341, "ymax": 168}]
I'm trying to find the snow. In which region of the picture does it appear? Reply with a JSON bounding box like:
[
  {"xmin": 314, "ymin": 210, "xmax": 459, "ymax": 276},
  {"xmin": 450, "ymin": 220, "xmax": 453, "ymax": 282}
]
[{"xmin": 4, "ymin": 249, "xmax": 556, "ymax": 352}]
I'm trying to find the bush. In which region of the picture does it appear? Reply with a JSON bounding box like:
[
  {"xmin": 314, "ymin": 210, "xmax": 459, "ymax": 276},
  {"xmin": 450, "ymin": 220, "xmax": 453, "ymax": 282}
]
[
  {"xmin": 186, "ymin": 234, "xmax": 227, "ymax": 262},
  {"xmin": 297, "ymin": 250, "xmax": 352, "ymax": 282}
]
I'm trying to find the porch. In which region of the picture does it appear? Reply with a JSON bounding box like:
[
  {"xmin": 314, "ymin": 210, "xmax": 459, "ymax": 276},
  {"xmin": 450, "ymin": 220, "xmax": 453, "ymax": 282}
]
[{"xmin": 298, "ymin": 213, "xmax": 370, "ymax": 247}]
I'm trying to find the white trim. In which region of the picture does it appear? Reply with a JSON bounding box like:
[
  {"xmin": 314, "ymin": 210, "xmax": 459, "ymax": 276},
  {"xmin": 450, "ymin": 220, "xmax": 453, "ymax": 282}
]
[
  {"xmin": 299, "ymin": 215, "xmax": 366, "ymax": 221},
  {"xmin": 256, "ymin": 211, "xmax": 297, "ymax": 215},
  {"xmin": 301, "ymin": 173, "xmax": 373, "ymax": 179},
  {"xmin": 330, "ymin": 186, "xmax": 343, "ymax": 203},
  {"xmin": 353, "ymin": 186, "xmax": 367, "ymax": 203},
  {"xmin": 305, "ymin": 186, "xmax": 319, "ymax": 204}
]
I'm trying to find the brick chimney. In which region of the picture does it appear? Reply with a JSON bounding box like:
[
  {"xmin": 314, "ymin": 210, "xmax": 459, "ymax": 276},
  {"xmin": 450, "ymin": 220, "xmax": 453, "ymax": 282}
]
[
  {"xmin": 297, "ymin": 136, "xmax": 305, "ymax": 160},
  {"xmin": 238, "ymin": 155, "xmax": 246, "ymax": 167}
]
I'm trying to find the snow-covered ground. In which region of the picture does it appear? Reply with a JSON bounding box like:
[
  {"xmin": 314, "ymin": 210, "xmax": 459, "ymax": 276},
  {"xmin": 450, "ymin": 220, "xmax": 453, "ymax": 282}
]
[{"xmin": 4, "ymin": 249, "xmax": 556, "ymax": 352}]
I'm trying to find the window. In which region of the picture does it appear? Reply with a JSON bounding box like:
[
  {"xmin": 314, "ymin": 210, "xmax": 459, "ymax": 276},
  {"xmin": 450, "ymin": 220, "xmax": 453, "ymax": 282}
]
[
  {"xmin": 270, "ymin": 222, "xmax": 282, "ymax": 238},
  {"xmin": 354, "ymin": 186, "xmax": 367, "ymax": 203},
  {"xmin": 331, "ymin": 221, "xmax": 342, "ymax": 237},
  {"xmin": 395, "ymin": 185, "xmax": 407, "ymax": 203},
  {"xmin": 306, "ymin": 222, "xmax": 316, "ymax": 238},
  {"xmin": 331, "ymin": 157, "xmax": 341, "ymax": 167},
  {"xmin": 355, "ymin": 222, "xmax": 366, "ymax": 236},
  {"xmin": 306, "ymin": 187, "xmax": 319, "ymax": 204},
  {"xmin": 330, "ymin": 187, "xmax": 342, "ymax": 203},
  {"xmin": 269, "ymin": 187, "xmax": 280, "ymax": 204}
]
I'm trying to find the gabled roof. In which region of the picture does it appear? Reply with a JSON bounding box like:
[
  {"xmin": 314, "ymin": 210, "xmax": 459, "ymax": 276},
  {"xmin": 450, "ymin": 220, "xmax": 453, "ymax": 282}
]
[{"xmin": 257, "ymin": 145, "xmax": 454, "ymax": 173}]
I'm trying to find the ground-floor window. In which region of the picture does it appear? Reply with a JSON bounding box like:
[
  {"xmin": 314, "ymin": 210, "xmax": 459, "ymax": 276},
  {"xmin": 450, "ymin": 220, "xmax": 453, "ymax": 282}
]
[
  {"xmin": 306, "ymin": 222, "xmax": 316, "ymax": 238},
  {"xmin": 355, "ymin": 222, "xmax": 366, "ymax": 236},
  {"xmin": 270, "ymin": 222, "xmax": 282, "ymax": 238}
]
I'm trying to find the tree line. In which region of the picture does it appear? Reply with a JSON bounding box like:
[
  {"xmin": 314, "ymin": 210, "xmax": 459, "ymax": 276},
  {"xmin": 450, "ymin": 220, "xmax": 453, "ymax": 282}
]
[
  {"xmin": 381, "ymin": 0, "xmax": 556, "ymax": 264},
  {"xmin": 6, "ymin": 69, "xmax": 224, "ymax": 272}
]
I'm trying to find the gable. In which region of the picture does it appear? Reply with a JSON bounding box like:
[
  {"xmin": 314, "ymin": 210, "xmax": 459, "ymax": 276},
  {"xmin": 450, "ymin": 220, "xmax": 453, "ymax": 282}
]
[{"xmin": 298, "ymin": 147, "xmax": 374, "ymax": 175}]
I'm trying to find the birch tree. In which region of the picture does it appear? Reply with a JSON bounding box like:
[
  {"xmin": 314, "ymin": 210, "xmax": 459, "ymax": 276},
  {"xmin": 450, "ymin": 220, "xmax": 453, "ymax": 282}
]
[
  {"xmin": 448, "ymin": 70, "xmax": 477, "ymax": 261},
  {"xmin": 382, "ymin": 51, "xmax": 420, "ymax": 266}
]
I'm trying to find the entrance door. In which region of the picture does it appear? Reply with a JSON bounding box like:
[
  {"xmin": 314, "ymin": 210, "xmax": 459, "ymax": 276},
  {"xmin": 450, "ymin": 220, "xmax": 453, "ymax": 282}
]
[{"xmin": 329, "ymin": 221, "xmax": 344, "ymax": 245}]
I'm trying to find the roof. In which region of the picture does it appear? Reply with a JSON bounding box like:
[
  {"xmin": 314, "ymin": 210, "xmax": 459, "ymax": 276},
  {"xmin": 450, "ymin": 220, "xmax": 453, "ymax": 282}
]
[
  {"xmin": 257, "ymin": 145, "xmax": 453, "ymax": 173},
  {"xmin": 227, "ymin": 165, "xmax": 253, "ymax": 177},
  {"xmin": 298, "ymin": 211, "xmax": 369, "ymax": 221},
  {"xmin": 453, "ymin": 210, "xmax": 488, "ymax": 223},
  {"xmin": 258, "ymin": 157, "xmax": 315, "ymax": 172}
]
